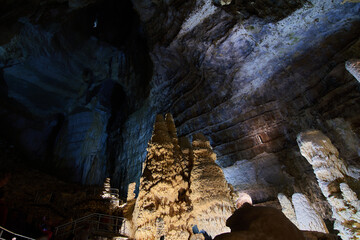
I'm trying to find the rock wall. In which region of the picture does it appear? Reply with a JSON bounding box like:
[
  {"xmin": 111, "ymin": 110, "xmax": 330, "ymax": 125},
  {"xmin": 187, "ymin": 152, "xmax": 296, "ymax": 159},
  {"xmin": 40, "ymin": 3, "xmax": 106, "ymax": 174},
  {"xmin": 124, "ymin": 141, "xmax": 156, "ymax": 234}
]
[
  {"xmin": 54, "ymin": 108, "xmax": 109, "ymax": 184},
  {"xmin": 345, "ymin": 59, "xmax": 360, "ymax": 82},
  {"xmin": 297, "ymin": 130, "xmax": 360, "ymax": 239},
  {"xmin": 131, "ymin": 114, "xmax": 234, "ymax": 239},
  {"xmin": 115, "ymin": 0, "xmax": 360, "ymax": 203}
]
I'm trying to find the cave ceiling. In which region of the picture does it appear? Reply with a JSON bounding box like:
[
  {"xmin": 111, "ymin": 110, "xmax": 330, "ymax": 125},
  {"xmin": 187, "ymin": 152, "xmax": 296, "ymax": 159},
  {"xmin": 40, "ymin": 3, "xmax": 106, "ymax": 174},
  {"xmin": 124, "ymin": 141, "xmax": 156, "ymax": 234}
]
[{"xmin": 0, "ymin": 0, "xmax": 360, "ymax": 206}]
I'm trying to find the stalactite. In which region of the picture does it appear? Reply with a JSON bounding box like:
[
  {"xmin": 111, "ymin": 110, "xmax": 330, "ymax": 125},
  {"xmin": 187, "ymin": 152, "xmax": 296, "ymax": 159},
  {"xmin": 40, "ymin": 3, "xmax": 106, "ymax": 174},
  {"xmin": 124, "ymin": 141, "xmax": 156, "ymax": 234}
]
[{"xmin": 297, "ymin": 130, "xmax": 360, "ymax": 240}]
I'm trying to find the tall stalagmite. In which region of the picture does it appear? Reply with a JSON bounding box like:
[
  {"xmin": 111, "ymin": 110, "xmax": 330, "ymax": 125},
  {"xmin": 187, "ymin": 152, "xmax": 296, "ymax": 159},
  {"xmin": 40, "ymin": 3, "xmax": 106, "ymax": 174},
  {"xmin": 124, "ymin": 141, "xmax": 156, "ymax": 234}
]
[
  {"xmin": 297, "ymin": 130, "xmax": 360, "ymax": 240},
  {"xmin": 131, "ymin": 114, "xmax": 234, "ymax": 239},
  {"xmin": 189, "ymin": 133, "xmax": 234, "ymax": 238},
  {"xmin": 132, "ymin": 114, "xmax": 191, "ymax": 240}
]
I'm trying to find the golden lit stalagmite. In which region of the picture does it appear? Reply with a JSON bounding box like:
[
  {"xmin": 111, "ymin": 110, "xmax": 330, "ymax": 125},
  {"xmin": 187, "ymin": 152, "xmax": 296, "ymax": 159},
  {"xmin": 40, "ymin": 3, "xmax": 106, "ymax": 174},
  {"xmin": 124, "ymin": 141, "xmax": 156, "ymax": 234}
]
[
  {"xmin": 132, "ymin": 114, "xmax": 191, "ymax": 240},
  {"xmin": 131, "ymin": 114, "xmax": 235, "ymax": 239},
  {"xmin": 188, "ymin": 133, "xmax": 234, "ymax": 238}
]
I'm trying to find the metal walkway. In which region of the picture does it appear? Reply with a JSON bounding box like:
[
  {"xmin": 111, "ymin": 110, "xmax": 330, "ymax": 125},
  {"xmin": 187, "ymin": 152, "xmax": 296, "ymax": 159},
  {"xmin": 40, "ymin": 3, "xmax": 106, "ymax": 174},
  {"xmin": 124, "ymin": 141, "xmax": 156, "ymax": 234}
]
[
  {"xmin": 55, "ymin": 213, "xmax": 128, "ymax": 240},
  {"xmin": 0, "ymin": 225, "xmax": 35, "ymax": 240}
]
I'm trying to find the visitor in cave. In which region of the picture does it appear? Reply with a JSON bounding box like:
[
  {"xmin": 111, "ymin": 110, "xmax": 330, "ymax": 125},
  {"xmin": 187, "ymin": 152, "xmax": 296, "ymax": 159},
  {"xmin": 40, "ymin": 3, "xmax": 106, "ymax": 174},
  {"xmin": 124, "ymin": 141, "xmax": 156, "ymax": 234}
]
[
  {"xmin": 192, "ymin": 225, "xmax": 212, "ymax": 240},
  {"xmin": 213, "ymin": 193, "xmax": 305, "ymax": 240},
  {"xmin": 38, "ymin": 216, "xmax": 53, "ymax": 240}
]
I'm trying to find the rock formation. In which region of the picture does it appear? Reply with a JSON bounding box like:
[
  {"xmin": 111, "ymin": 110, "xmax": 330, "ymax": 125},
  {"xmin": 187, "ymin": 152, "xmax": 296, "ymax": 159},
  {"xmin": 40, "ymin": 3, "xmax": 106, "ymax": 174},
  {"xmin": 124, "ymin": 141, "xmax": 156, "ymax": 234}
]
[
  {"xmin": 132, "ymin": 114, "xmax": 191, "ymax": 240},
  {"xmin": 345, "ymin": 59, "xmax": 360, "ymax": 82},
  {"xmin": 223, "ymin": 153, "xmax": 292, "ymax": 203},
  {"xmin": 292, "ymin": 193, "xmax": 328, "ymax": 233},
  {"xmin": 277, "ymin": 193, "xmax": 299, "ymax": 228},
  {"xmin": 297, "ymin": 130, "xmax": 360, "ymax": 240},
  {"xmin": 189, "ymin": 133, "xmax": 234, "ymax": 238},
  {"xmin": 131, "ymin": 114, "xmax": 234, "ymax": 239}
]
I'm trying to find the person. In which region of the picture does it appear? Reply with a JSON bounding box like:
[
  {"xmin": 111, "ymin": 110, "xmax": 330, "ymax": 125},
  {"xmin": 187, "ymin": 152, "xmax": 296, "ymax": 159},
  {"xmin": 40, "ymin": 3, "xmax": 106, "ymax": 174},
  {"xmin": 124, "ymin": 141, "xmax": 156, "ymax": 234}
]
[
  {"xmin": 192, "ymin": 225, "xmax": 212, "ymax": 240},
  {"xmin": 213, "ymin": 193, "xmax": 305, "ymax": 240}
]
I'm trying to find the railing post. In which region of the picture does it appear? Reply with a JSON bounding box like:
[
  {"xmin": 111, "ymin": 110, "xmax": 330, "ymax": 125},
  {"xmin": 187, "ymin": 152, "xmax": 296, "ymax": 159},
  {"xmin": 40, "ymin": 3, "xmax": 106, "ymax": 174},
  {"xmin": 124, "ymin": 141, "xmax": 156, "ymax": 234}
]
[{"xmin": 0, "ymin": 229, "xmax": 3, "ymax": 237}]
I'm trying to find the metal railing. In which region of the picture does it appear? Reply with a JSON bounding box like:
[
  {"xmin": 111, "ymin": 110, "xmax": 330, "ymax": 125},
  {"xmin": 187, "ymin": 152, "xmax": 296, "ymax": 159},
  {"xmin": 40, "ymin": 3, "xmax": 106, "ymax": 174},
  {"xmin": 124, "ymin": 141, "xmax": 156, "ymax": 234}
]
[
  {"xmin": 0, "ymin": 225, "xmax": 35, "ymax": 240},
  {"xmin": 54, "ymin": 213, "xmax": 127, "ymax": 239}
]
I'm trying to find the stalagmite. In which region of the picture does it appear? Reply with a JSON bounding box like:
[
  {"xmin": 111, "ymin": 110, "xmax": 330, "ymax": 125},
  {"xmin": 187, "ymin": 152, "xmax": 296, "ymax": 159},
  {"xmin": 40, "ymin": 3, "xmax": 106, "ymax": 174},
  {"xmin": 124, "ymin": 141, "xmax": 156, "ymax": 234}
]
[
  {"xmin": 345, "ymin": 59, "xmax": 360, "ymax": 82},
  {"xmin": 132, "ymin": 114, "xmax": 190, "ymax": 240},
  {"xmin": 131, "ymin": 114, "xmax": 234, "ymax": 239},
  {"xmin": 127, "ymin": 182, "xmax": 136, "ymax": 201},
  {"xmin": 277, "ymin": 193, "xmax": 299, "ymax": 228},
  {"xmin": 188, "ymin": 133, "xmax": 234, "ymax": 238},
  {"xmin": 297, "ymin": 130, "xmax": 360, "ymax": 240},
  {"xmin": 292, "ymin": 193, "xmax": 328, "ymax": 233},
  {"xmin": 102, "ymin": 177, "xmax": 111, "ymax": 198}
]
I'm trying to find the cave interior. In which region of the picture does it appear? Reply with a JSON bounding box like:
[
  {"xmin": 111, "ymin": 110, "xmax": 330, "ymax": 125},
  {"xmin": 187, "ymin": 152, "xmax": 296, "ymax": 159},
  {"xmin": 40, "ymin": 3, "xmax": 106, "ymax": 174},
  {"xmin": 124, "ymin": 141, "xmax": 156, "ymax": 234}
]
[{"xmin": 0, "ymin": 0, "xmax": 360, "ymax": 239}]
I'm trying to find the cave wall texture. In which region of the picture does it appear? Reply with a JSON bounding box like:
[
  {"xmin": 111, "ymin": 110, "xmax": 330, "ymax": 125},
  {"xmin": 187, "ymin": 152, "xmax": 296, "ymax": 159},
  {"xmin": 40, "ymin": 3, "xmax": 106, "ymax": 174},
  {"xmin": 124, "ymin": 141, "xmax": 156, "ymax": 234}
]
[{"xmin": 1, "ymin": 0, "xmax": 360, "ymax": 234}]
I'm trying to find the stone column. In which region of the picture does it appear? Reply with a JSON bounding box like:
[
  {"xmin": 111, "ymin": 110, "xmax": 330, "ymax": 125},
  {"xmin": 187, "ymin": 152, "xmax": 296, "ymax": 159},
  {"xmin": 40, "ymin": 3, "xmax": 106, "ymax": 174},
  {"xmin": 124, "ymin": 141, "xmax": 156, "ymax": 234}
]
[
  {"xmin": 297, "ymin": 130, "xmax": 360, "ymax": 240},
  {"xmin": 345, "ymin": 59, "xmax": 360, "ymax": 82}
]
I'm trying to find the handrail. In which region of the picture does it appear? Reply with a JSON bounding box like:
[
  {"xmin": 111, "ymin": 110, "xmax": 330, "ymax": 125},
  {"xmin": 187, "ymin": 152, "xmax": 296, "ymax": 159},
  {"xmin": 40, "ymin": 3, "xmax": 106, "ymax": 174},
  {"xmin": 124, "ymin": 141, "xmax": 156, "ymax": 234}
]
[
  {"xmin": 0, "ymin": 226, "xmax": 35, "ymax": 240},
  {"xmin": 55, "ymin": 213, "xmax": 126, "ymax": 238},
  {"xmin": 56, "ymin": 213, "xmax": 124, "ymax": 229}
]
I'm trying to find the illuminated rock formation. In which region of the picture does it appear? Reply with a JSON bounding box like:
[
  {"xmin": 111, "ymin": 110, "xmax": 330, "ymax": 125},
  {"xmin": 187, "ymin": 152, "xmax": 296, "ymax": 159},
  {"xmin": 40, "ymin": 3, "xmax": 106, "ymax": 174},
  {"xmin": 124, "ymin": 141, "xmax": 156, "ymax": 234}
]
[
  {"xmin": 131, "ymin": 114, "xmax": 234, "ymax": 239},
  {"xmin": 297, "ymin": 130, "xmax": 360, "ymax": 240},
  {"xmin": 277, "ymin": 193, "xmax": 299, "ymax": 228},
  {"xmin": 188, "ymin": 133, "xmax": 234, "ymax": 238},
  {"xmin": 292, "ymin": 193, "xmax": 328, "ymax": 233},
  {"xmin": 345, "ymin": 59, "xmax": 360, "ymax": 82},
  {"xmin": 132, "ymin": 114, "xmax": 191, "ymax": 240}
]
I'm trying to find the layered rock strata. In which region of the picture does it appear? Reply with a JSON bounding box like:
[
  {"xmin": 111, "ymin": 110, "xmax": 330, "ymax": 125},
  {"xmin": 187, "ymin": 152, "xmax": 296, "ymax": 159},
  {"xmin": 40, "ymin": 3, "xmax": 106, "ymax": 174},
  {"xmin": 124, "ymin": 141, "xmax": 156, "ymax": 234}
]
[
  {"xmin": 131, "ymin": 114, "xmax": 234, "ymax": 239},
  {"xmin": 345, "ymin": 59, "xmax": 360, "ymax": 82},
  {"xmin": 297, "ymin": 130, "xmax": 360, "ymax": 240}
]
